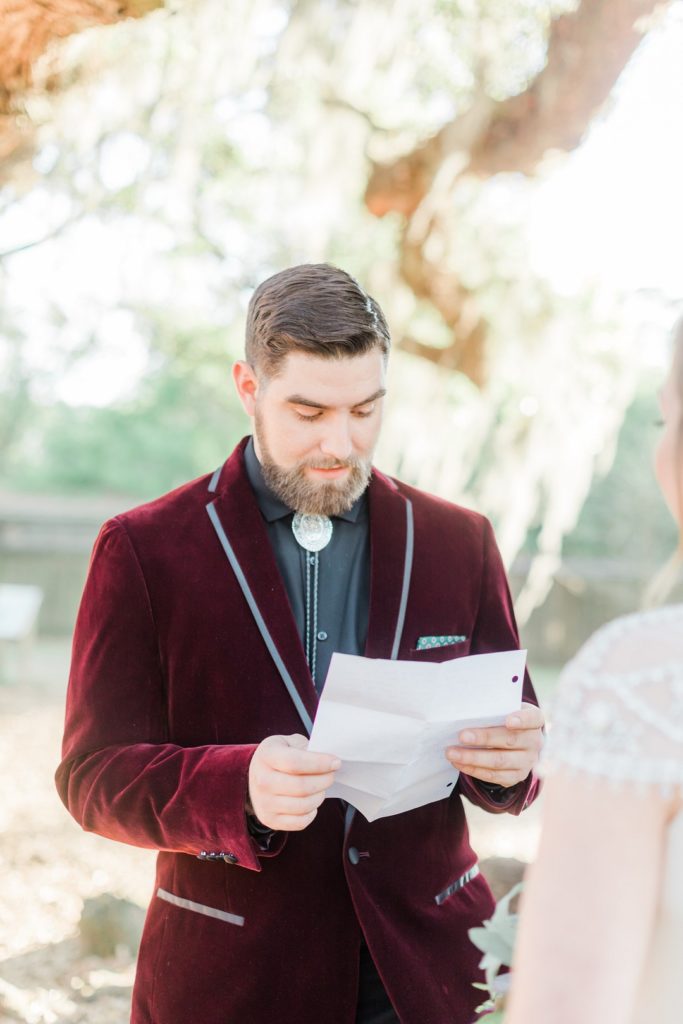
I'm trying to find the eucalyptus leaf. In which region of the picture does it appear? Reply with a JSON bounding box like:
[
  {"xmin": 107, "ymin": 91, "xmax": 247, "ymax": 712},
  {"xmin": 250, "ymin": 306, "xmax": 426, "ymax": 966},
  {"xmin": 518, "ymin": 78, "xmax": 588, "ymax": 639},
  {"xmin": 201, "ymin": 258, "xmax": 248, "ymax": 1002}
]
[
  {"xmin": 484, "ymin": 959, "xmax": 503, "ymax": 992},
  {"xmin": 488, "ymin": 916, "xmax": 517, "ymax": 947},
  {"xmin": 492, "ymin": 972, "xmax": 512, "ymax": 994},
  {"xmin": 474, "ymin": 997, "xmax": 496, "ymax": 1014},
  {"xmin": 468, "ymin": 927, "xmax": 513, "ymax": 963}
]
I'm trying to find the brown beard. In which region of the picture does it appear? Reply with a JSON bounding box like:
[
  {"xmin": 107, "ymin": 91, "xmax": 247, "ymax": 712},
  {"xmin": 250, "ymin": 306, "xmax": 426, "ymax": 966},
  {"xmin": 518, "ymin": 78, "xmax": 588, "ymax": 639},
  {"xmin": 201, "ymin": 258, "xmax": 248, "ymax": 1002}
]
[{"xmin": 255, "ymin": 412, "xmax": 372, "ymax": 516}]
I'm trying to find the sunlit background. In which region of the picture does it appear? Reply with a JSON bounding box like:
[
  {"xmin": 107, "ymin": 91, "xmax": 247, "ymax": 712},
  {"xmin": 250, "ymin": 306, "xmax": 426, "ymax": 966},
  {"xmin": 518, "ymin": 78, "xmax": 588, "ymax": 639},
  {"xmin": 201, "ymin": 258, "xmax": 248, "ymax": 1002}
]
[{"xmin": 1, "ymin": 1, "xmax": 682, "ymax": 1020}]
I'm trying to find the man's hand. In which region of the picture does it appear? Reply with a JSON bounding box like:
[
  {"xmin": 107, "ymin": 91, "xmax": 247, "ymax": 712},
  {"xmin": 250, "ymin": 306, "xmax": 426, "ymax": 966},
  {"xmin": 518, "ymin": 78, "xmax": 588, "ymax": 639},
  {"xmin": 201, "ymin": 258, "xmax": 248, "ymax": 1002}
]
[
  {"xmin": 445, "ymin": 703, "xmax": 544, "ymax": 788},
  {"xmin": 248, "ymin": 734, "xmax": 341, "ymax": 831}
]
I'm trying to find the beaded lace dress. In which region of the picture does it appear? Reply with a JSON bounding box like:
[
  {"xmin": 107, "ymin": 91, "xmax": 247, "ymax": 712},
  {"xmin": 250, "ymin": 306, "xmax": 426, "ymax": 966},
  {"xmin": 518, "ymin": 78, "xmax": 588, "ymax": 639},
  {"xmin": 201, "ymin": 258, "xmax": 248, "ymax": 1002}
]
[{"xmin": 542, "ymin": 605, "xmax": 683, "ymax": 1023}]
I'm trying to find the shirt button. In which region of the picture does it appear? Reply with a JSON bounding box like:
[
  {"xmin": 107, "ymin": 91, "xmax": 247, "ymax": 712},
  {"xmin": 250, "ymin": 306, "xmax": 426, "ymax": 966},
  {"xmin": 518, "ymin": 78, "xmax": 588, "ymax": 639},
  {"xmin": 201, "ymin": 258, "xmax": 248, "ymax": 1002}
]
[
  {"xmin": 317, "ymin": 631, "xmax": 328, "ymax": 641},
  {"xmin": 348, "ymin": 847, "xmax": 360, "ymax": 865}
]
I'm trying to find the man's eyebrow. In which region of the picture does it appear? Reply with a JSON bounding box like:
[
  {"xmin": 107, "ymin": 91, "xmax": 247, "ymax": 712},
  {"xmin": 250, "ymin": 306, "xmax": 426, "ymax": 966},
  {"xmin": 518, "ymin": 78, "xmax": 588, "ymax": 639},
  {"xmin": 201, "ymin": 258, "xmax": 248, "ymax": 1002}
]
[{"xmin": 286, "ymin": 388, "xmax": 387, "ymax": 410}]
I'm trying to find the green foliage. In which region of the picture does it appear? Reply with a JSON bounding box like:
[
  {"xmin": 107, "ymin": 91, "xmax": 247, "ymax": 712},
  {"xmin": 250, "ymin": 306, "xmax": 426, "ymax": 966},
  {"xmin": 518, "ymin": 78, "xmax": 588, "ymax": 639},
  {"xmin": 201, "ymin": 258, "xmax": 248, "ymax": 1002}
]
[
  {"xmin": 0, "ymin": 0, "xmax": 664, "ymax": 618},
  {"xmin": 2, "ymin": 314, "xmax": 249, "ymax": 497},
  {"xmin": 563, "ymin": 380, "xmax": 678, "ymax": 565},
  {"xmin": 10, "ymin": 393, "xmax": 243, "ymax": 499}
]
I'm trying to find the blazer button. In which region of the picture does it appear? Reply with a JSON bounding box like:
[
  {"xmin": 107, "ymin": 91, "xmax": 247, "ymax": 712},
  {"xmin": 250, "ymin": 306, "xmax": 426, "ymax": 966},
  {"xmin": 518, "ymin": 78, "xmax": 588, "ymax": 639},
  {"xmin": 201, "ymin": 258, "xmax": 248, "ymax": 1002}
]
[
  {"xmin": 348, "ymin": 847, "xmax": 360, "ymax": 865},
  {"xmin": 222, "ymin": 852, "xmax": 239, "ymax": 864}
]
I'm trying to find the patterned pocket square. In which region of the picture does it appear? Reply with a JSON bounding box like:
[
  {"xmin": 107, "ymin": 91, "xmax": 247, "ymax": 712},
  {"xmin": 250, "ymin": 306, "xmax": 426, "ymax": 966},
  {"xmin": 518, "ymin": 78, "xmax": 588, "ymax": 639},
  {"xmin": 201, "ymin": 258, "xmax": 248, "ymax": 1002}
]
[{"xmin": 416, "ymin": 635, "xmax": 467, "ymax": 651}]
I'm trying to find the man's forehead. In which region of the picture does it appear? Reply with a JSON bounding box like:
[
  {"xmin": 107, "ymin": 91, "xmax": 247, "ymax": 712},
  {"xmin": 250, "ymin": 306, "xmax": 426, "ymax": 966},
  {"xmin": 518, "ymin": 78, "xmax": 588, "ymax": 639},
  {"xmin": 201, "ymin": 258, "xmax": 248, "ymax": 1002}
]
[{"xmin": 271, "ymin": 349, "xmax": 387, "ymax": 404}]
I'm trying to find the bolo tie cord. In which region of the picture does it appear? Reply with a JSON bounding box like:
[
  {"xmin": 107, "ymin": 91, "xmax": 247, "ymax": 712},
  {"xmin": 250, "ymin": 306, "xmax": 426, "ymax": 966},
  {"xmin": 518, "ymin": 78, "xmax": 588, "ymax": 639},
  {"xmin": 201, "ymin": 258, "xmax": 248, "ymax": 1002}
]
[{"xmin": 304, "ymin": 550, "xmax": 320, "ymax": 685}]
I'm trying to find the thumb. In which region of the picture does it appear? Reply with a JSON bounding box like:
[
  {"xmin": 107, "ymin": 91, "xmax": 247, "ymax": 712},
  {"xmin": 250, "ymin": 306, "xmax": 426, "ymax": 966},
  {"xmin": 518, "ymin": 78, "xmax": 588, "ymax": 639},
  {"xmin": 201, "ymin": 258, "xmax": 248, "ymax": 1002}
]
[{"xmin": 285, "ymin": 733, "xmax": 310, "ymax": 750}]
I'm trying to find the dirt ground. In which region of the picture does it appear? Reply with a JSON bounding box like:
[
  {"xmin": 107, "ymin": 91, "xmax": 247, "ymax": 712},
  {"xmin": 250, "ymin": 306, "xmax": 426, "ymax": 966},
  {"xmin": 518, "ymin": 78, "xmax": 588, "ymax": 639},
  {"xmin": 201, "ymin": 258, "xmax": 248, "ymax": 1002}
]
[{"xmin": 0, "ymin": 640, "xmax": 543, "ymax": 1024}]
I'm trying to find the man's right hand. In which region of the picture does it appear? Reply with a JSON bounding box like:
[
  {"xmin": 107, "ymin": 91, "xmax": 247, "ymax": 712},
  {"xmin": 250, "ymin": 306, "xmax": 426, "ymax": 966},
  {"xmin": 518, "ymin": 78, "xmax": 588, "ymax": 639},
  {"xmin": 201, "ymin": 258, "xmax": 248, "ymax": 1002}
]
[{"xmin": 247, "ymin": 734, "xmax": 341, "ymax": 832}]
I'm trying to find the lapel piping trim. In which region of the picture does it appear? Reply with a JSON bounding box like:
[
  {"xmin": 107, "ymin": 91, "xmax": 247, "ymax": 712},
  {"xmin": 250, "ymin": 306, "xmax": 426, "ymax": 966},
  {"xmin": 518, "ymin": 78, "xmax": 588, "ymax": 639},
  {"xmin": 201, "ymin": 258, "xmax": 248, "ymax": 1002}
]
[
  {"xmin": 390, "ymin": 496, "xmax": 414, "ymax": 661},
  {"xmin": 205, "ymin": 500, "xmax": 314, "ymax": 735},
  {"xmin": 343, "ymin": 801, "xmax": 355, "ymax": 839},
  {"xmin": 207, "ymin": 464, "xmax": 224, "ymax": 493}
]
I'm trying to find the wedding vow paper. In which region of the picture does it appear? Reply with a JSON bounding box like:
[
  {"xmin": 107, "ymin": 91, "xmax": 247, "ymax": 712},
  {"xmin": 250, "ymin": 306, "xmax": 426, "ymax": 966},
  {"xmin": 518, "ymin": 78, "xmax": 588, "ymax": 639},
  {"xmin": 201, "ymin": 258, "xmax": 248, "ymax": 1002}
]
[{"xmin": 308, "ymin": 648, "xmax": 527, "ymax": 822}]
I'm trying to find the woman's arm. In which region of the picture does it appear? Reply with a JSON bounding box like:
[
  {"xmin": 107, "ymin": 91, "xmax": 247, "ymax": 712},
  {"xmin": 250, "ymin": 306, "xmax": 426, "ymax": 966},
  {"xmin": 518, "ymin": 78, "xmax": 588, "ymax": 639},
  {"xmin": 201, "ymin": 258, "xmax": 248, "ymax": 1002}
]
[{"xmin": 506, "ymin": 769, "xmax": 677, "ymax": 1024}]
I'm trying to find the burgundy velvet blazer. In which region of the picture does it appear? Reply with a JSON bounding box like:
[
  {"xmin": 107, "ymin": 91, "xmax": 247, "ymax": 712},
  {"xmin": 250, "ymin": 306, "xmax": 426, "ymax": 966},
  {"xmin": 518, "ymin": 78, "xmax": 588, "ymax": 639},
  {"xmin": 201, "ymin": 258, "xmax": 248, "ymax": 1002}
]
[{"xmin": 56, "ymin": 438, "xmax": 539, "ymax": 1024}]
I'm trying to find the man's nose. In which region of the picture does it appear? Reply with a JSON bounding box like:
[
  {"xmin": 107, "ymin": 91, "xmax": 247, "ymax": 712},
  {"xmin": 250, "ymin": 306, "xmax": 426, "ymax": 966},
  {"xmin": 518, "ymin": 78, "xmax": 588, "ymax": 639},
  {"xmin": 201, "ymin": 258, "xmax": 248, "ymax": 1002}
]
[{"xmin": 319, "ymin": 417, "xmax": 353, "ymax": 461}]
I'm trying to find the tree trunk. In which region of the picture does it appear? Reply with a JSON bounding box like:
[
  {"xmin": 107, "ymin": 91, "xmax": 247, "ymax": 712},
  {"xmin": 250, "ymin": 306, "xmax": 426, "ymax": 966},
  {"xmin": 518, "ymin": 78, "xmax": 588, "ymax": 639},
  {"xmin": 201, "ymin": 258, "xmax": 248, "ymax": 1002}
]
[{"xmin": 364, "ymin": 0, "xmax": 666, "ymax": 385}]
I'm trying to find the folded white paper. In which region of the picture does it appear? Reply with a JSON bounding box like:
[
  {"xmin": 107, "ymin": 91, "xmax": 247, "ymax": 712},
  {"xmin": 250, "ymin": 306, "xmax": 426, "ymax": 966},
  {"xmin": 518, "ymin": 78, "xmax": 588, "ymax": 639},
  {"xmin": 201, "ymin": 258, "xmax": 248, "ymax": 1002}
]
[{"xmin": 308, "ymin": 648, "xmax": 527, "ymax": 821}]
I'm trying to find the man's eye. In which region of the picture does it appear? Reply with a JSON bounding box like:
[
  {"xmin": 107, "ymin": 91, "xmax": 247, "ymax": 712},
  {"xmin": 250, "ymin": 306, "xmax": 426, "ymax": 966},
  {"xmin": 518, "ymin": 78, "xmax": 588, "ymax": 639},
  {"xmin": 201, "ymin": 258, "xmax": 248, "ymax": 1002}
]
[
  {"xmin": 295, "ymin": 411, "xmax": 322, "ymax": 422},
  {"xmin": 353, "ymin": 407, "xmax": 374, "ymax": 418}
]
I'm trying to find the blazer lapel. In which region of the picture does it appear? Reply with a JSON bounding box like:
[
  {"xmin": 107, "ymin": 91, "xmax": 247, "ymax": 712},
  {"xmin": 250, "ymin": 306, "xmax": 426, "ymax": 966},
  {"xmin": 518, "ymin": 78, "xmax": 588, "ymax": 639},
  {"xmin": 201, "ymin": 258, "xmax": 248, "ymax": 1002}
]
[
  {"xmin": 205, "ymin": 441, "xmax": 317, "ymax": 734},
  {"xmin": 365, "ymin": 470, "xmax": 414, "ymax": 661}
]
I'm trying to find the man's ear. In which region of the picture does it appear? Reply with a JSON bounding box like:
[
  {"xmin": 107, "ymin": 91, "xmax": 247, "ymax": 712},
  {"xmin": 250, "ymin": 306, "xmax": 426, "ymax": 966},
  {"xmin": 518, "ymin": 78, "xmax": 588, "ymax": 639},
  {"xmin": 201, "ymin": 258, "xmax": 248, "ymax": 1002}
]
[{"xmin": 232, "ymin": 361, "xmax": 260, "ymax": 417}]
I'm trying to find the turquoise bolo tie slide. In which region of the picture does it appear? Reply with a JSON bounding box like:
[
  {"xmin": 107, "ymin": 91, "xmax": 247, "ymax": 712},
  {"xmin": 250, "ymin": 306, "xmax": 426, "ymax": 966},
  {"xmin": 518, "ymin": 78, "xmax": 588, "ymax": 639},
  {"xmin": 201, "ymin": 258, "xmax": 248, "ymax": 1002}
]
[{"xmin": 415, "ymin": 635, "xmax": 467, "ymax": 650}]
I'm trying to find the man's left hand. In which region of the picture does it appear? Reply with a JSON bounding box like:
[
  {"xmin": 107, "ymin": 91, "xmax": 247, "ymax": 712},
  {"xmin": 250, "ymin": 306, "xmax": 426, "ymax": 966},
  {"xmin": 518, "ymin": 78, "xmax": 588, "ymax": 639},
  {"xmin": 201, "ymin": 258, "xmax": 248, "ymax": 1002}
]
[{"xmin": 445, "ymin": 702, "xmax": 545, "ymax": 788}]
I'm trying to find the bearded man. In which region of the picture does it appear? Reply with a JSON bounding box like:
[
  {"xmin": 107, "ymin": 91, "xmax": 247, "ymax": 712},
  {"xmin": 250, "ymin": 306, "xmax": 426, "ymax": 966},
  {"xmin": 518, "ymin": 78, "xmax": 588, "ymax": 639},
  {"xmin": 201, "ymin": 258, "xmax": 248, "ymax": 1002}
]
[{"xmin": 56, "ymin": 263, "xmax": 543, "ymax": 1024}]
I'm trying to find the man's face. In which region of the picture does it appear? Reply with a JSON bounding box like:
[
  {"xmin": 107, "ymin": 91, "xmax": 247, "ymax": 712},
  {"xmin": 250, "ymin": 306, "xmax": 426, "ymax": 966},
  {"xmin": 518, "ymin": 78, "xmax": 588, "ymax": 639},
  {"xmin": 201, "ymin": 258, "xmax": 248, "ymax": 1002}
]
[{"xmin": 233, "ymin": 348, "xmax": 387, "ymax": 515}]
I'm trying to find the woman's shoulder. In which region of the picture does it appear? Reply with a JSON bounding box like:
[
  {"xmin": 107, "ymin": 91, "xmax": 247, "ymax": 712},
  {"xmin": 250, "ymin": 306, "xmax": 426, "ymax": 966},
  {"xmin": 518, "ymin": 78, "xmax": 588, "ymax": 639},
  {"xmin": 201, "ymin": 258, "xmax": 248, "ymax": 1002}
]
[
  {"xmin": 544, "ymin": 605, "xmax": 683, "ymax": 791},
  {"xmin": 568, "ymin": 604, "xmax": 683, "ymax": 681}
]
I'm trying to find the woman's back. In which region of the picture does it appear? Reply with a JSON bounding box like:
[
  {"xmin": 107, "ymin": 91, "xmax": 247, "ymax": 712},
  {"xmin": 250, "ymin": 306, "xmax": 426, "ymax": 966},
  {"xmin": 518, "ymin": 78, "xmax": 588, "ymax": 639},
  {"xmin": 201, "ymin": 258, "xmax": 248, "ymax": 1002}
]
[
  {"xmin": 507, "ymin": 605, "xmax": 683, "ymax": 1024},
  {"xmin": 545, "ymin": 604, "xmax": 683, "ymax": 790}
]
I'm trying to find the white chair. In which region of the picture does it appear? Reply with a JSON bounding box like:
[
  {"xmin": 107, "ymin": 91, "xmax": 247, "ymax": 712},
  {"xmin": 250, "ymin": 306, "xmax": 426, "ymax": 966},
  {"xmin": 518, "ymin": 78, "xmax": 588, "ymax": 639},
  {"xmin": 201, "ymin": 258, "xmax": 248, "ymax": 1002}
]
[{"xmin": 0, "ymin": 584, "xmax": 44, "ymax": 684}]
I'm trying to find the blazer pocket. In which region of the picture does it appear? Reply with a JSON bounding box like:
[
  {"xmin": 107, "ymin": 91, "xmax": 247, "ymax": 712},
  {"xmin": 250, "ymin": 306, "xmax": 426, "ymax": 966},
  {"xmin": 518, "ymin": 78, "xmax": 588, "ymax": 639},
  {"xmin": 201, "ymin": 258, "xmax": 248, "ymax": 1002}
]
[
  {"xmin": 156, "ymin": 887, "xmax": 244, "ymax": 927},
  {"xmin": 434, "ymin": 864, "xmax": 480, "ymax": 906}
]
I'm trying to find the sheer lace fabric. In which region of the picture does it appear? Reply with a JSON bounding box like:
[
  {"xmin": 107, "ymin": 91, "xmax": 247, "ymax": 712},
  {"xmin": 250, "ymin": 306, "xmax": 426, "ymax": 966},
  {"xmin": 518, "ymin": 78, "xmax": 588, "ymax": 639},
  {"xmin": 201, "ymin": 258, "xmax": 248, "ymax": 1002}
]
[{"xmin": 542, "ymin": 605, "xmax": 683, "ymax": 795}]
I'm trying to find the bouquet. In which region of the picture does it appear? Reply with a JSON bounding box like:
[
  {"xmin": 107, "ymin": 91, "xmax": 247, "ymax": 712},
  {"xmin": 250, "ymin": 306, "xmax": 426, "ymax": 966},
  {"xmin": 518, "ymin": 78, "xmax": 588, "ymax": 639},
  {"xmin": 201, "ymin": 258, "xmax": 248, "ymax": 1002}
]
[{"xmin": 468, "ymin": 882, "xmax": 523, "ymax": 1023}]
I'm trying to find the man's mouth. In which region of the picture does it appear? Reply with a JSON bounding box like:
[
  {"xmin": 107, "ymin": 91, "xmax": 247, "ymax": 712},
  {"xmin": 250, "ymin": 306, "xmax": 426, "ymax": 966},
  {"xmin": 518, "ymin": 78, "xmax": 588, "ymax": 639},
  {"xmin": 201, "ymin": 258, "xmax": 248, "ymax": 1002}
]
[{"xmin": 307, "ymin": 465, "xmax": 350, "ymax": 479}]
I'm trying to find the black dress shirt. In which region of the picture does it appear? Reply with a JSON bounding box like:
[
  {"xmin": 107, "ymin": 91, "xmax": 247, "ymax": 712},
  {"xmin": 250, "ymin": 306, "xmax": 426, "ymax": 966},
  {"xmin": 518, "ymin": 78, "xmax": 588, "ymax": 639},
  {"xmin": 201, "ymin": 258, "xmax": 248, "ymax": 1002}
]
[{"xmin": 244, "ymin": 437, "xmax": 370, "ymax": 692}]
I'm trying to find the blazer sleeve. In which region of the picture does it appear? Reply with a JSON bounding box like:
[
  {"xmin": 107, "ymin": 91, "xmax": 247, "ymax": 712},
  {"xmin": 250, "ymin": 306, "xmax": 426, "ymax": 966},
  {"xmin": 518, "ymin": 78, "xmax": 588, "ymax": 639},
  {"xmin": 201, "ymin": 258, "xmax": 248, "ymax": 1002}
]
[
  {"xmin": 456, "ymin": 517, "xmax": 542, "ymax": 816},
  {"xmin": 55, "ymin": 518, "xmax": 285, "ymax": 872}
]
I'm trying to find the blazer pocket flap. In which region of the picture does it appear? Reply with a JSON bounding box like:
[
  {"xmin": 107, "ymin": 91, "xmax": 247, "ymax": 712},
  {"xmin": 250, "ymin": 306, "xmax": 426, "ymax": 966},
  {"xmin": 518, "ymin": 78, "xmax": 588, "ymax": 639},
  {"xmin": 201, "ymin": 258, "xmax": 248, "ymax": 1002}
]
[
  {"xmin": 156, "ymin": 887, "xmax": 244, "ymax": 927},
  {"xmin": 434, "ymin": 864, "xmax": 480, "ymax": 905}
]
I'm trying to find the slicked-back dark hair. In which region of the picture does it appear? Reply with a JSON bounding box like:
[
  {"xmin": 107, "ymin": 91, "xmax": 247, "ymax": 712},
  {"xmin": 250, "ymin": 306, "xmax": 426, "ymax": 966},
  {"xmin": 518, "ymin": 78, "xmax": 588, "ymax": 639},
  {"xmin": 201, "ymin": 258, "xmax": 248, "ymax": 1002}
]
[{"xmin": 245, "ymin": 263, "xmax": 391, "ymax": 376}]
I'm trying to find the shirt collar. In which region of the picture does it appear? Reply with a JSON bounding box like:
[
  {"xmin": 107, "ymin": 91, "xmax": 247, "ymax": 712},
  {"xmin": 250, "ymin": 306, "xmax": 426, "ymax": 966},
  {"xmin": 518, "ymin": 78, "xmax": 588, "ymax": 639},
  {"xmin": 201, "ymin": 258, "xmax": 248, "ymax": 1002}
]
[{"xmin": 243, "ymin": 436, "xmax": 367, "ymax": 524}]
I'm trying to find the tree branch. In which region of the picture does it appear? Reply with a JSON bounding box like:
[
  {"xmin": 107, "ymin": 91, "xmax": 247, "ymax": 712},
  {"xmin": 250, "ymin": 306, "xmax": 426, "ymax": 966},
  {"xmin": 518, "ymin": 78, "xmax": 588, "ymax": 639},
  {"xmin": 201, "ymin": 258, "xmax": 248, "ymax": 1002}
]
[
  {"xmin": 364, "ymin": 0, "xmax": 668, "ymax": 388},
  {"xmin": 365, "ymin": 0, "xmax": 665, "ymax": 217},
  {"xmin": 468, "ymin": 0, "xmax": 663, "ymax": 176},
  {"xmin": 0, "ymin": 0, "xmax": 164, "ymax": 110},
  {"xmin": 0, "ymin": 0, "xmax": 164, "ymax": 175},
  {"xmin": 397, "ymin": 237, "xmax": 488, "ymax": 387}
]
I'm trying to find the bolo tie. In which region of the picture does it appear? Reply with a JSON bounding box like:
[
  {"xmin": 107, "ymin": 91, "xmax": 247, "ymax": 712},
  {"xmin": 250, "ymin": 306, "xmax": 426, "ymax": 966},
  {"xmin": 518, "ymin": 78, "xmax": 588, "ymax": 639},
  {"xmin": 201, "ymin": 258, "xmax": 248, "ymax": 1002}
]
[{"xmin": 291, "ymin": 512, "xmax": 333, "ymax": 686}]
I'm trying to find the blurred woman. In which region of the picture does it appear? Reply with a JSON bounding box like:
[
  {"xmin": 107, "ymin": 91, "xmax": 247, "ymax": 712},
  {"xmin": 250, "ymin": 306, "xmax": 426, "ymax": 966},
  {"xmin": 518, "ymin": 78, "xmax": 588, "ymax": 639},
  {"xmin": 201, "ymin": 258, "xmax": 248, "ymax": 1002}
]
[{"xmin": 506, "ymin": 320, "xmax": 683, "ymax": 1024}]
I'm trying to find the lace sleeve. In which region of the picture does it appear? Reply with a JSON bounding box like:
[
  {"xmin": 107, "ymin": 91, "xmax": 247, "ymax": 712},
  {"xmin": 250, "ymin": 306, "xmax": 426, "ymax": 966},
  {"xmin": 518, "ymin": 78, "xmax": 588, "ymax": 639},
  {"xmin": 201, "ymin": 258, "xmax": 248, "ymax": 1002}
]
[{"xmin": 542, "ymin": 605, "xmax": 683, "ymax": 794}]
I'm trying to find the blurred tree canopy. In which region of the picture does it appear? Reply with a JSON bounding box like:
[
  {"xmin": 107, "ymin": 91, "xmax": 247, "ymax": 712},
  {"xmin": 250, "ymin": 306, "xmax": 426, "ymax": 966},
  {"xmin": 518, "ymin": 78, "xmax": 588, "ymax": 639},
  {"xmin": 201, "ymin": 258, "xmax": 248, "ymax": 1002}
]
[
  {"xmin": 563, "ymin": 379, "xmax": 678, "ymax": 566},
  {"xmin": 0, "ymin": 0, "xmax": 673, "ymax": 618}
]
